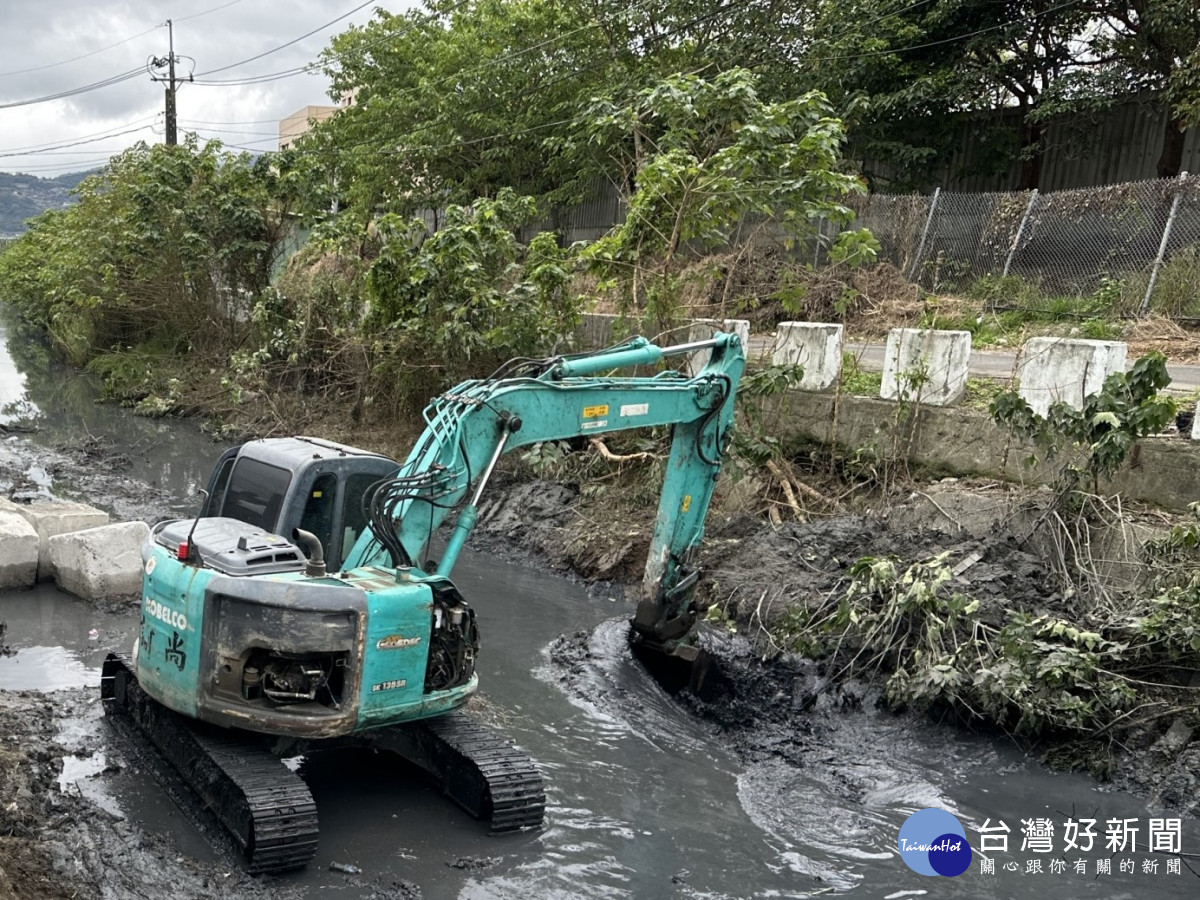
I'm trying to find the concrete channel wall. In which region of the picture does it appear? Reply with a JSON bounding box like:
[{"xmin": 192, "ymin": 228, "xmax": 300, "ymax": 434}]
[{"xmin": 771, "ymin": 391, "xmax": 1200, "ymax": 513}]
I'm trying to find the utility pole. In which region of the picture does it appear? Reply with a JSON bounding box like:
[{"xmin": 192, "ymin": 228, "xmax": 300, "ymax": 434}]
[{"xmin": 151, "ymin": 20, "xmax": 181, "ymax": 145}]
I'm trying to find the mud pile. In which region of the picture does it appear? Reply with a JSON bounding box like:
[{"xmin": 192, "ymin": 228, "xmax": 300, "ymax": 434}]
[
  {"xmin": 0, "ymin": 690, "xmax": 297, "ymax": 900},
  {"xmin": 0, "ymin": 432, "xmax": 183, "ymax": 523},
  {"xmin": 700, "ymin": 514, "xmax": 1060, "ymax": 630}
]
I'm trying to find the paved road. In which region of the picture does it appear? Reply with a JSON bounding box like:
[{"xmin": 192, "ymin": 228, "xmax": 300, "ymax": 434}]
[{"xmin": 746, "ymin": 335, "xmax": 1200, "ymax": 393}]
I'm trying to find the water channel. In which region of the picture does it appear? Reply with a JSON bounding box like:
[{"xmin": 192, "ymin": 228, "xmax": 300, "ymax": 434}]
[{"xmin": 0, "ymin": 316, "xmax": 1195, "ymax": 898}]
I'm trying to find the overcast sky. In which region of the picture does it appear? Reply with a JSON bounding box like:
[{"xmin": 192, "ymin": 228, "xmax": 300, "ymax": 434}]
[{"xmin": 0, "ymin": 0, "xmax": 415, "ymax": 177}]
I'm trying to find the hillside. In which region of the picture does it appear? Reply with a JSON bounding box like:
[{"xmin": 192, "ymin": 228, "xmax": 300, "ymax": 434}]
[{"xmin": 0, "ymin": 170, "xmax": 91, "ymax": 236}]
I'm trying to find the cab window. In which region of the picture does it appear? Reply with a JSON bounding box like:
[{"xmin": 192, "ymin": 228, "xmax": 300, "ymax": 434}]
[
  {"xmin": 299, "ymin": 473, "xmax": 338, "ymax": 565},
  {"xmin": 341, "ymin": 472, "xmax": 381, "ymax": 565},
  {"xmin": 221, "ymin": 458, "xmax": 291, "ymax": 532},
  {"xmin": 205, "ymin": 454, "xmax": 237, "ymax": 517}
]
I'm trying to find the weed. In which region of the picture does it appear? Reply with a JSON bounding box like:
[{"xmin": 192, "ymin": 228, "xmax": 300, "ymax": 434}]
[
  {"xmin": 963, "ymin": 377, "xmax": 1005, "ymax": 411},
  {"xmin": 1077, "ymin": 317, "xmax": 1123, "ymax": 340},
  {"xmin": 839, "ymin": 352, "xmax": 882, "ymax": 396},
  {"xmin": 1145, "ymin": 246, "xmax": 1200, "ymax": 319}
]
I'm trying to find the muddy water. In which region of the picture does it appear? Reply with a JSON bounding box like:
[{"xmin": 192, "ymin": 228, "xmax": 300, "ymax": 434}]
[
  {"xmin": 0, "ymin": 314, "xmax": 216, "ymax": 516},
  {"xmin": 0, "ymin": 321, "xmax": 1196, "ymax": 898}
]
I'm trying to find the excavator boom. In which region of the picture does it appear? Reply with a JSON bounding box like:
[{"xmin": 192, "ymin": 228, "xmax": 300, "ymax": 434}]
[{"xmin": 345, "ymin": 332, "xmax": 745, "ymax": 650}]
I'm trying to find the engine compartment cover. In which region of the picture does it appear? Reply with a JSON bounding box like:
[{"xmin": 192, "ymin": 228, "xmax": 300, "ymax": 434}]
[{"xmin": 156, "ymin": 517, "xmax": 306, "ymax": 576}]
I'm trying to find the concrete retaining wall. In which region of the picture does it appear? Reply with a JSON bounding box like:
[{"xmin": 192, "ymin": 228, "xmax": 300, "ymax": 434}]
[{"xmin": 771, "ymin": 391, "xmax": 1200, "ymax": 512}]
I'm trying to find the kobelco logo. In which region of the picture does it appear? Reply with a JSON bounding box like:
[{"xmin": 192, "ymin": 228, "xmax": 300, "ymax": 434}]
[{"xmin": 143, "ymin": 596, "xmax": 189, "ymax": 631}]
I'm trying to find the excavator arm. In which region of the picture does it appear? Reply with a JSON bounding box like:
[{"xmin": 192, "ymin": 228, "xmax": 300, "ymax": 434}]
[{"xmin": 342, "ymin": 333, "xmax": 746, "ymax": 652}]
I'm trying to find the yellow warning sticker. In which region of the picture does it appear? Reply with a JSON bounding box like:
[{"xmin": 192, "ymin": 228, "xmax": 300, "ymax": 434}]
[
  {"xmin": 681, "ymin": 495, "xmax": 692, "ymax": 513},
  {"xmin": 582, "ymin": 404, "xmax": 609, "ymax": 419}
]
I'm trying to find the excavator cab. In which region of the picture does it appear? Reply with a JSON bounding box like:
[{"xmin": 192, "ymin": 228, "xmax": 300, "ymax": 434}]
[{"xmin": 200, "ymin": 437, "xmax": 399, "ymax": 572}]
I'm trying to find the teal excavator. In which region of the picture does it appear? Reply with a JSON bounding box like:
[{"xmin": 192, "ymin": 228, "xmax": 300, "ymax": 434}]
[{"xmin": 102, "ymin": 333, "xmax": 745, "ymax": 873}]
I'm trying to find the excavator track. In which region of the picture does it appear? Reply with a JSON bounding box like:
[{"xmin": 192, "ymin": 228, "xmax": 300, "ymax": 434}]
[
  {"xmin": 375, "ymin": 709, "xmax": 545, "ymax": 833},
  {"xmin": 100, "ymin": 655, "xmax": 320, "ymax": 875}
]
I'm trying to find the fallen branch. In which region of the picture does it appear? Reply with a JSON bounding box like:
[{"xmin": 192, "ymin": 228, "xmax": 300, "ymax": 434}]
[
  {"xmin": 766, "ymin": 459, "xmax": 828, "ymax": 508},
  {"xmin": 588, "ymin": 438, "xmax": 658, "ymax": 463},
  {"xmin": 766, "ymin": 460, "xmax": 804, "ymax": 520}
]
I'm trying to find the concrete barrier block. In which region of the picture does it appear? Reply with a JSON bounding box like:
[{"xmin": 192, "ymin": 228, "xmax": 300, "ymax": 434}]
[
  {"xmin": 46, "ymin": 521, "xmax": 149, "ymax": 602},
  {"xmin": 880, "ymin": 328, "xmax": 971, "ymax": 406},
  {"xmin": 0, "ymin": 510, "xmax": 38, "ymax": 589},
  {"xmin": 686, "ymin": 318, "xmax": 750, "ymax": 377},
  {"xmin": 772, "ymin": 323, "xmax": 843, "ymax": 391},
  {"xmin": 1017, "ymin": 338, "xmax": 1127, "ymax": 417},
  {"xmin": 7, "ymin": 499, "xmax": 110, "ymax": 582}
]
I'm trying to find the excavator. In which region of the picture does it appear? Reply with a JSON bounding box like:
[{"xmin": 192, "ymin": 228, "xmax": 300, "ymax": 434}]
[{"xmin": 101, "ymin": 332, "xmax": 745, "ymax": 873}]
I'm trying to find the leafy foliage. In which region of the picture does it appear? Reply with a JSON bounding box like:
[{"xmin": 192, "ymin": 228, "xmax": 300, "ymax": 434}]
[
  {"xmin": 990, "ymin": 352, "xmax": 1176, "ymax": 490},
  {"xmin": 772, "ymin": 551, "xmax": 1200, "ymax": 740},
  {"xmin": 0, "ymin": 139, "xmax": 299, "ymax": 369},
  {"xmin": 582, "ymin": 68, "xmax": 868, "ymax": 329},
  {"xmin": 362, "ymin": 189, "xmax": 578, "ymax": 415}
]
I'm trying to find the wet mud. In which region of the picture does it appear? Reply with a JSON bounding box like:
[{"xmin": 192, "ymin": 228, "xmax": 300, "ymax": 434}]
[
  {"xmin": 475, "ymin": 476, "xmax": 1200, "ymax": 823},
  {"xmin": 0, "ymin": 688, "xmax": 299, "ymax": 900}
]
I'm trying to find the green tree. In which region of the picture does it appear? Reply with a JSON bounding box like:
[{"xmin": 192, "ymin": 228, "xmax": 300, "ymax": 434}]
[
  {"xmin": 312, "ymin": 0, "xmax": 615, "ymax": 220},
  {"xmin": 582, "ymin": 68, "xmax": 872, "ymax": 326},
  {"xmin": 309, "ymin": 0, "xmax": 821, "ymax": 221},
  {"xmin": 0, "ymin": 138, "xmax": 299, "ymax": 366},
  {"xmin": 361, "ymin": 188, "xmax": 578, "ymax": 416},
  {"xmin": 1080, "ymin": 2, "xmax": 1200, "ymax": 177},
  {"xmin": 791, "ymin": 0, "xmax": 1092, "ymax": 190}
]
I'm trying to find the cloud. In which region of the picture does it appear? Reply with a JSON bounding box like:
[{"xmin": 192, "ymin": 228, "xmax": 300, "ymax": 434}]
[{"xmin": 0, "ymin": 0, "xmax": 412, "ymax": 176}]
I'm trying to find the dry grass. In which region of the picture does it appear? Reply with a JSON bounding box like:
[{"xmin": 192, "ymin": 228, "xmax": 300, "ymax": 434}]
[{"xmin": 1123, "ymin": 316, "xmax": 1200, "ymax": 364}]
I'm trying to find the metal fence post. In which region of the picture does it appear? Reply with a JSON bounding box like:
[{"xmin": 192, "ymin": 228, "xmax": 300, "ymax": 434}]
[
  {"xmin": 1002, "ymin": 189, "xmax": 1038, "ymax": 277},
  {"xmin": 1140, "ymin": 172, "xmax": 1189, "ymax": 317},
  {"xmin": 908, "ymin": 187, "xmax": 940, "ymax": 282}
]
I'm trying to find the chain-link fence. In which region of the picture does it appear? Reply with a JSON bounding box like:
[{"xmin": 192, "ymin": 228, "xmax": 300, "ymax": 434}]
[{"xmin": 846, "ymin": 174, "xmax": 1200, "ymax": 320}]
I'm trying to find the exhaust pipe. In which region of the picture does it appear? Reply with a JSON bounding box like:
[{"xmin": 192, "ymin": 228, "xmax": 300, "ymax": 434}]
[{"xmin": 291, "ymin": 528, "xmax": 327, "ymax": 578}]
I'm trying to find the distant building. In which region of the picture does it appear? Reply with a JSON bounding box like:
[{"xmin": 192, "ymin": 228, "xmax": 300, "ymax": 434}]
[{"xmin": 278, "ymin": 105, "xmax": 338, "ymax": 150}]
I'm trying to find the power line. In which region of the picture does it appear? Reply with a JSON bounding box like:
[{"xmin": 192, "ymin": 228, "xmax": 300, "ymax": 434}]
[
  {"xmin": 0, "ymin": 67, "xmax": 147, "ymax": 111},
  {"xmin": 0, "ymin": 150, "xmax": 124, "ymax": 172},
  {"xmin": 0, "ymin": 0, "xmax": 247, "ymax": 79},
  {"xmin": 0, "ymin": 125, "xmax": 157, "ymax": 159},
  {"xmin": 0, "ymin": 27, "xmax": 160, "ymax": 79},
  {"xmin": 0, "ymin": 115, "xmax": 160, "ymax": 155},
  {"xmin": 191, "ymin": 64, "xmax": 317, "ymax": 86},
  {"xmin": 182, "ymin": 125, "xmax": 280, "ymax": 137},
  {"xmin": 174, "ymin": 0, "xmax": 247, "ymax": 24},
  {"xmin": 178, "ymin": 116, "xmax": 284, "ymax": 126},
  {"xmin": 194, "ymin": 0, "xmax": 376, "ymax": 77},
  {"xmin": 189, "ymin": 0, "xmax": 476, "ymax": 87}
]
